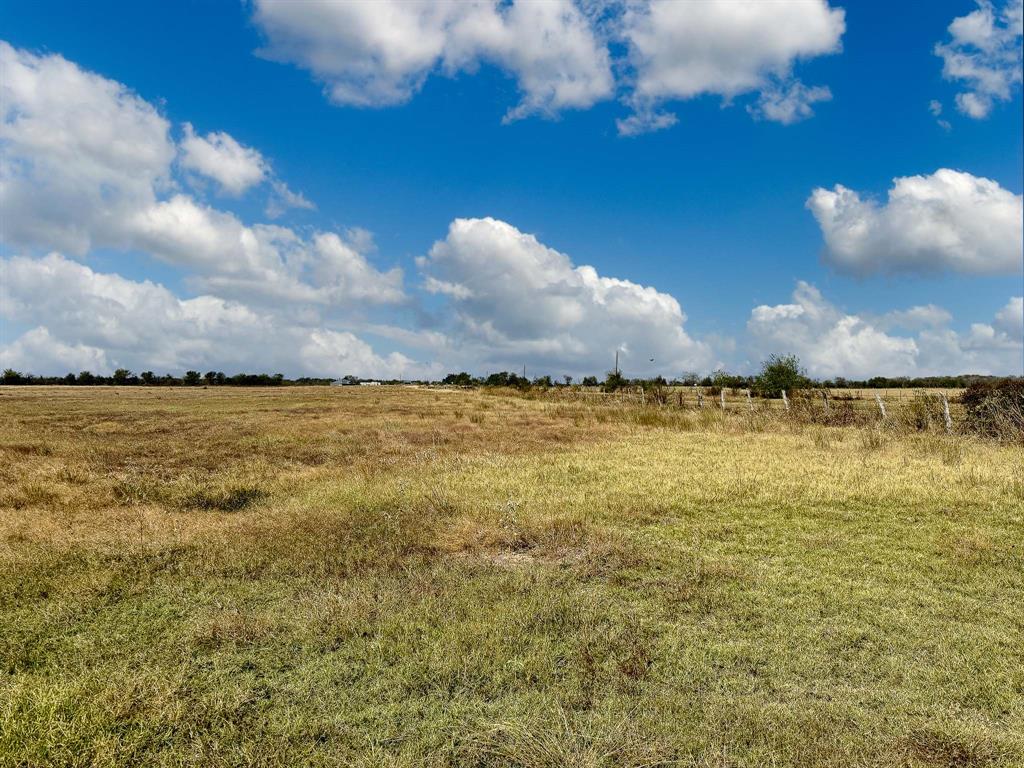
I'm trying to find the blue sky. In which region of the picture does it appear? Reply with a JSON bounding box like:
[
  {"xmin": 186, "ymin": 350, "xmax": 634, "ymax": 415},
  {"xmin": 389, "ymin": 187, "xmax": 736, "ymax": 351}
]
[{"xmin": 1, "ymin": 0, "xmax": 1022, "ymax": 379}]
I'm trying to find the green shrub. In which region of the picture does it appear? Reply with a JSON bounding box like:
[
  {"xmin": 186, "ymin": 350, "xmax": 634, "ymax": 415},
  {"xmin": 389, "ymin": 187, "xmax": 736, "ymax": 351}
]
[{"xmin": 755, "ymin": 354, "xmax": 809, "ymax": 398}]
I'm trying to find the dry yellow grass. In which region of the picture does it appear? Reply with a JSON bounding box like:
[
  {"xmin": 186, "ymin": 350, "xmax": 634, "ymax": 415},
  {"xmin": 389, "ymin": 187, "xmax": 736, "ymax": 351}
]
[{"xmin": 1, "ymin": 385, "xmax": 1022, "ymax": 767}]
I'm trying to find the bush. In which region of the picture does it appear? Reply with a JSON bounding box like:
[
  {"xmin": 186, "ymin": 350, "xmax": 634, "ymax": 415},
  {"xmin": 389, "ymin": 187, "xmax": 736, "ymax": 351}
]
[
  {"xmin": 961, "ymin": 378, "xmax": 1024, "ymax": 440},
  {"xmin": 603, "ymin": 371, "xmax": 628, "ymax": 392},
  {"xmin": 755, "ymin": 354, "xmax": 809, "ymax": 398}
]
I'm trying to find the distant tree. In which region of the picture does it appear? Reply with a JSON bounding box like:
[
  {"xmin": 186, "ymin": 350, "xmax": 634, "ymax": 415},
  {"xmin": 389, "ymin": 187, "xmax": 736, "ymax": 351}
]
[
  {"xmin": 581, "ymin": 376, "xmax": 599, "ymax": 387},
  {"xmin": 563, "ymin": 375, "xmax": 573, "ymax": 386},
  {"xmin": 112, "ymin": 368, "xmax": 132, "ymax": 385},
  {"xmin": 755, "ymin": 354, "xmax": 808, "ymax": 398},
  {"xmin": 442, "ymin": 372, "xmax": 474, "ymax": 386},
  {"xmin": 680, "ymin": 372, "xmax": 701, "ymax": 387},
  {"xmin": 77, "ymin": 371, "xmax": 95, "ymax": 385},
  {"xmin": 709, "ymin": 369, "xmax": 749, "ymax": 391},
  {"xmin": 484, "ymin": 371, "xmax": 528, "ymax": 388},
  {"xmin": 2, "ymin": 369, "xmax": 23, "ymax": 384},
  {"xmin": 204, "ymin": 371, "xmax": 219, "ymax": 385},
  {"xmin": 603, "ymin": 370, "xmax": 628, "ymax": 392},
  {"xmin": 533, "ymin": 375, "xmax": 553, "ymax": 388},
  {"xmin": 140, "ymin": 371, "xmax": 155, "ymax": 385},
  {"xmin": 63, "ymin": 373, "xmax": 77, "ymax": 385},
  {"xmin": 183, "ymin": 370, "xmax": 202, "ymax": 386}
]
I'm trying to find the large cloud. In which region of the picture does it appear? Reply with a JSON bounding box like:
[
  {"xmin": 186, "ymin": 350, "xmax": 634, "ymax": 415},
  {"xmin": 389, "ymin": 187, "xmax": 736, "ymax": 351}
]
[
  {"xmin": 617, "ymin": 0, "xmax": 844, "ymax": 133},
  {"xmin": 250, "ymin": 1, "xmax": 845, "ymax": 132},
  {"xmin": 0, "ymin": 42, "xmax": 401, "ymax": 310},
  {"xmin": 748, "ymin": 282, "xmax": 1023, "ymax": 377},
  {"xmin": 417, "ymin": 217, "xmax": 713, "ymax": 376},
  {"xmin": 252, "ymin": 0, "xmax": 614, "ymax": 121},
  {"xmin": 807, "ymin": 169, "xmax": 1023, "ymax": 275},
  {"xmin": 993, "ymin": 296, "xmax": 1024, "ymax": 341},
  {"xmin": 935, "ymin": 0, "xmax": 1023, "ymax": 119},
  {"xmin": 0, "ymin": 254, "xmax": 435, "ymax": 378},
  {"xmin": 0, "ymin": 41, "xmax": 174, "ymax": 255},
  {"xmin": 127, "ymin": 196, "xmax": 404, "ymax": 306}
]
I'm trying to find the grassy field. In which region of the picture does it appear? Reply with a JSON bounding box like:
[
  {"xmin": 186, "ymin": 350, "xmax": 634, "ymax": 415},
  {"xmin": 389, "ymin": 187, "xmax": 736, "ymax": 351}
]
[{"xmin": 1, "ymin": 386, "xmax": 1022, "ymax": 767}]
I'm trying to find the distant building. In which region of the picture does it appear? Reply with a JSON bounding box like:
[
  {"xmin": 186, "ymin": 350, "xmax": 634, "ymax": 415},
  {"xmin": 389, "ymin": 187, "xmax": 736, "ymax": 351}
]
[{"xmin": 330, "ymin": 377, "xmax": 383, "ymax": 386}]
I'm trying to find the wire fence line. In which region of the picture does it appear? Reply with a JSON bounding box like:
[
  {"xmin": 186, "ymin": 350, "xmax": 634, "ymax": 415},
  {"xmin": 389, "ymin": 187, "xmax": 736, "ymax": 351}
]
[{"xmin": 531, "ymin": 385, "xmax": 965, "ymax": 430}]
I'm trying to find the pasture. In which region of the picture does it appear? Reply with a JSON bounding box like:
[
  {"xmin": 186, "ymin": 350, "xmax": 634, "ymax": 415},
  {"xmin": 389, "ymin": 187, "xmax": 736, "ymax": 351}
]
[{"xmin": 1, "ymin": 386, "xmax": 1022, "ymax": 767}]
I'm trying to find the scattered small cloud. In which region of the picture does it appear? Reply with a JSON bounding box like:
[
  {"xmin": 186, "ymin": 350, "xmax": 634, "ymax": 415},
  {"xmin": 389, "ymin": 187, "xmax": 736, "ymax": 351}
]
[
  {"xmin": 748, "ymin": 80, "xmax": 832, "ymax": 125},
  {"xmin": 935, "ymin": 0, "xmax": 1023, "ymax": 119},
  {"xmin": 179, "ymin": 123, "xmax": 268, "ymax": 196}
]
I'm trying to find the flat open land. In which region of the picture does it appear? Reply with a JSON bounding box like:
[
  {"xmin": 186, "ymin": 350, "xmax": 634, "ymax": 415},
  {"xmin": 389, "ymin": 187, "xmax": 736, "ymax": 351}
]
[{"xmin": 1, "ymin": 386, "xmax": 1022, "ymax": 767}]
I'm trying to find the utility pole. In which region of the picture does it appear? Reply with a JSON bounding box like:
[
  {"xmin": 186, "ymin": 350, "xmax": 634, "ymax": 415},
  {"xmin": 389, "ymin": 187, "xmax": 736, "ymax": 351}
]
[{"xmin": 614, "ymin": 350, "xmax": 619, "ymax": 376}]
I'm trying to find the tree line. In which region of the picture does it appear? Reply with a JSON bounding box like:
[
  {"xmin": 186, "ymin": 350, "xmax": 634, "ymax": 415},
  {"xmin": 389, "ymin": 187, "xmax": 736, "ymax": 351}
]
[
  {"xmin": 0, "ymin": 369, "xmax": 332, "ymax": 387},
  {"xmin": 2, "ymin": 356, "xmax": 1014, "ymax": 391},
  {"xmin": 441, "ymin": 355, "xmax": 1010, "ymax": 396}
]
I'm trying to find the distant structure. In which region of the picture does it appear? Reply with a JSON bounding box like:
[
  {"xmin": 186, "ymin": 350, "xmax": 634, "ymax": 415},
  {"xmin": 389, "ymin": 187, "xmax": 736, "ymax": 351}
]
[{"xmin": 331, "ymin": 376, "xmax": 382, "ymax": 386}]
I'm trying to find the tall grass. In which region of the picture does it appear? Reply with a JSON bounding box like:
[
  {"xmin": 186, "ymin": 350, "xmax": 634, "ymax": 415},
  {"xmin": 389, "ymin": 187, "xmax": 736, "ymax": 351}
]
[{"xmin": 1, "ymin": 385, "xmax": 1021, "ymax": 766}]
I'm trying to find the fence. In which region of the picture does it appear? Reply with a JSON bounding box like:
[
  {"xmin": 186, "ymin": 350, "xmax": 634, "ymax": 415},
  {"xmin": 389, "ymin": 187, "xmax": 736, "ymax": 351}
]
[{"xmin": 540, "ymin": 386, "xmax": 964, "ymax": 431}]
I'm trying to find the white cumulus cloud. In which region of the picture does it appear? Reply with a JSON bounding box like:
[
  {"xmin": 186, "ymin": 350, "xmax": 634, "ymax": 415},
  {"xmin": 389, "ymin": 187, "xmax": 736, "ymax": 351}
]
[
  {"xmin": 179, "ymin": 123, "xmax": 268, "ymax": 195},
  {"xmin": 748, "ymin": 282, "xmax": 1023, "ymax": 377},
  {"xmin": 417, "ymin": 217, "xmax": 713, "ymax": 376},
  {"xmin": 252, "ymin": 0, "xmax": 614, "ymax": 121},
  {"xmin": 935, "ymin": 0, "xmax": 1023, "ymax": 119},
  {"xmin": 0, "ymin": 41, "xmax": 174, "ymax": 255},
  {"xmin": 0, "ymin": 41, "xmax": 401, "ymax": 311},
  {"xmin": 251, "ymin": 1, "xmax": 845, "ymax": 133},
  {"xmin": 807, "ymin": 169, "xmax": 1023, "ymax": 275},
  {"xmin": 0, "ymin": 253, "xmax": 435, "ymax": 378},
  {"xmin": 620, "ymin": 0, "xmax": 844, "ymax": 133},
  {"xmin": 993, "ymin": 295, "xmax": 1024, "ymax": 341}
]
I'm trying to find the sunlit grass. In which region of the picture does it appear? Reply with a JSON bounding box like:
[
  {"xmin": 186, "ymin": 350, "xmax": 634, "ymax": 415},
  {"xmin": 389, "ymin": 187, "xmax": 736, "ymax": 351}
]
[{"xmin": 1, "ymin": 386, "xmax": 1021, "ymax": 766}]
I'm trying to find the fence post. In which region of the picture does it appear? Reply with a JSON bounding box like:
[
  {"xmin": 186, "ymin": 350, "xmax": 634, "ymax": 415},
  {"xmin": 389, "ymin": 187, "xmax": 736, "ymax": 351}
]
[
  {"xmin": 875, "ymin": 392, "xmax": 886, "ymax": 420},
  {"xmin": 720, "ymin": 389, "xmax": 726, "ymax": 410},
  {"xmin": 747, "ymin": 389, "xmax": 753, "ymax": 411},
  {"xmin": 942, "ymin": 393, "xmax": 952, "ymax": 434},
  {"xmin": 822, "ymin": 390, "xmax": 829, "ymax": 415},
  {"xmin": 697, "ymin": 389, "xmax": 704, "ymax": 409},
  {"xmin": 781, "ymin": 389, "xmax": 789, "ymax": 412}
]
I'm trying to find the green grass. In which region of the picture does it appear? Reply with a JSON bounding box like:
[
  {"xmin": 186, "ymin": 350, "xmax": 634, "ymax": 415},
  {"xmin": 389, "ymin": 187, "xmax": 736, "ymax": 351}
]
[{"xmin": 0, "ymin": 386, "xmax": 1021, "ymax": 767}]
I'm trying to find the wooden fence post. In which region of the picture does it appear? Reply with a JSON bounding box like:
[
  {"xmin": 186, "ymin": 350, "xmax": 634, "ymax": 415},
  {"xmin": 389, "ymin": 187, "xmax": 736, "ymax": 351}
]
[
  {"xmin": 942, "ymin": 393, "xmax": 952, "ymax": 434},
  {"xmin": 781, "ymin": 390, "xmax": 789, "ymax": 412},
  {"xmin": 747, "ymin": 390, "xmax": 753, "ymax": 411},
  {"xmin": 822, "ymin": 390, "xmax": 829, "ymax": 416},
  {"xmin": 875, "ymin": 392, "xmax": 886, "ymax": 420},
  {"xmin": 697, "ymin": 390, "xmax": 704, "ymax": 409},
  {"xmin": 720, "ymin": 389, "xmax": 726, "ymax": 410}
]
